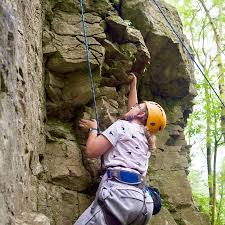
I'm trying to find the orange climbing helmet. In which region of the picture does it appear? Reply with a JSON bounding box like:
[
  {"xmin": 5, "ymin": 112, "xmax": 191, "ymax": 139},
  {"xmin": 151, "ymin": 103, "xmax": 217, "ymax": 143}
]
[{"xmin": 145, "ymin": 101, "xmax": 167, "ymax": 134}]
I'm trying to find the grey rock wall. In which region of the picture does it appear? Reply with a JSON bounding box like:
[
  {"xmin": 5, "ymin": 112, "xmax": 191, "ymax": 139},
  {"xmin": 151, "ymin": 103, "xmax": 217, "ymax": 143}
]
[
  {"xmin": 0, "ymin": 0, "xmax": 47, "ymax": 224},
  {"xmin": 0, "ymin": 0, "xmax": 210, "ymax": 225}
]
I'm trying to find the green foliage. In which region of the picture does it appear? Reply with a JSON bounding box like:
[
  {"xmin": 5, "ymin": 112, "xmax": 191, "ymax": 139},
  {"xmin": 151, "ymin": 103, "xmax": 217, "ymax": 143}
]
[
  {"xmin": 114, "ymin": 0, "xmax": 120, "ymax": 6},
  {"xmin": 186, "ymin": 110, "xmax": 204, "ymax": 138},
  {"xmin": 189, "ymin": 165, "xmax": 225, "ymax": 225},
  {"xmin": 166, "ymin": 0, "xmax": 225, "ymax": 224},
  {"xmin": 193, "ymin": 192, "xmax": 210, "ymax": 214},
  {"xmin": 216, "ymin": 159, "xmax": 225, "ymax": 225},
  {"xmin": 213, "ymin": 0, "xmax": 224, "ymax": 5}
]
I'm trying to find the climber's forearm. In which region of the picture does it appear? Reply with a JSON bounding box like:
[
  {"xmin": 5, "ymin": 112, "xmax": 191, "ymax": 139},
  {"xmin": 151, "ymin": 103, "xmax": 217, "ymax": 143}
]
[
  {"xmin": 128, "ymin": 85, "xmax": 138, "ymax": 111},
  {"xmin": 128, "ymin": 73, "xmax": 138, "ymax": 111}
]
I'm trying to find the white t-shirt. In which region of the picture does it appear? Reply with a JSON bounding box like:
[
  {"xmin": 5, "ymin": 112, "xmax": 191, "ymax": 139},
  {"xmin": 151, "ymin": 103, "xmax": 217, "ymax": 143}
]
[{"xmin": 101, "ymin": 120, "xmax": 151, "ymax": 176}]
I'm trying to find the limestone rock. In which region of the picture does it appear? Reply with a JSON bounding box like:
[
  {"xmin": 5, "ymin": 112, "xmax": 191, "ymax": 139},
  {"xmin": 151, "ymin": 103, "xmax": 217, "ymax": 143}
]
[
  {"xmin": 0, "ymin": 0, "xmax": 44, "ymax": 223},
  {"xmin": 82, "ymin": 0, "xmax": 115, "ymax": 17},
  {"xmin": 97, "ymin": 97, "xmax": 119, "ymax": 129},
  {"xmin": 13, "ymin": 213, "xmax": 50, "ymax": 225},
  {"xmin": 37, "ymin": 183, "xmax": 92, "ymax": 225},
  {"xmin": 154, "ymin": 170, "xmax": 193, "ymax": 207},
  {"xmin": 96, "ymin": 86, "xmax": 119, "ymax": 100},
  {"xmin": 41, "ymin": 140, "xmax": 92, "ymax": 191},
  {"xmin": 46, "ymin": 120, "xmax": 75, "ymax": 141},
  {"xmin": 46, "ymin": 70, "xmax": 100, "ymax": 119},
  {"xmin": 105, "ymin": 15, "xmax": 129, "ymax": 43},
  {"xmin": 44, "ymin": 9, "xmax": 106, "ymax": 74},
  {"xmin": 173, "ymin": 207, "xmax": 211, "ymax": 225},
  {"xmin": 150, "ymin": 151, "xmax": 188, "ymax": 171},
  {"xmin": 105, "ymin": 14, "xmax": 150, "ymax": 76},
  {"xmin": 149, "ymin": 207, "xmax": 177, "ymax": 225},
  {"xmin": 46, "ymin": 34, "xmax": 105, "ymax": 73},
  {"xmin": 122, "ymin": 0, "xmax": 197, "ymax": 98},
  {"xmin": 51, "ymin": 11, "xmax": 105, "ymax": 39}
]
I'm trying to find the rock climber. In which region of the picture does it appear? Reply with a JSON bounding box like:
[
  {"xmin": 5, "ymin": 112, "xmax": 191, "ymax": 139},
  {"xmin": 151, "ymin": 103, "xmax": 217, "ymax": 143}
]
[{"xmin": 74, "ymin": 73, "xmax": 166, "ymax": 225}]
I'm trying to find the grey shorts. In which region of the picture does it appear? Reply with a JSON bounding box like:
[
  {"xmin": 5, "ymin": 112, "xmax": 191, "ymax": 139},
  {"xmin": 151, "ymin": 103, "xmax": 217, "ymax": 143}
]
[{"xmin": 74, "ymin": 175, "xmax": 154, "ymax": 225}]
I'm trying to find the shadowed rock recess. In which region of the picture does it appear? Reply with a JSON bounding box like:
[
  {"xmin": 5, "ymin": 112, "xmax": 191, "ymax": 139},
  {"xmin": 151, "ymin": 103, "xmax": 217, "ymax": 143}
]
[{"xmin": 0, "ymin": 0, "xmax": 210, "ymax": 225}]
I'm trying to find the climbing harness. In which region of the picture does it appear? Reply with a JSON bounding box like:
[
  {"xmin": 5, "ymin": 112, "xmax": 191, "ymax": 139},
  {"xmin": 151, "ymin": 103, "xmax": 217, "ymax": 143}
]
[
  {"xmin": 151, "ymin": 0, "xmax": 225, "ymax": 108},
  {"xmin": 79, "ymin": 0, "xmax": 100, "ymax": 133},
  {"xmin": 107, "ymin": 169, "xmax": 145, "ymax": 186},
  {"xmin": 106, "ymin": 169, "xmax": 162, "ymax": 215}
]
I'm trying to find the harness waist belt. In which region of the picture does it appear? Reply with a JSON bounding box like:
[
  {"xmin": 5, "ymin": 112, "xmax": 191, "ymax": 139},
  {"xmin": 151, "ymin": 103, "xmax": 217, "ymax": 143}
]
[{"xmin": 107, "ymin": 169, "xmax": 145, "ymax": 185}]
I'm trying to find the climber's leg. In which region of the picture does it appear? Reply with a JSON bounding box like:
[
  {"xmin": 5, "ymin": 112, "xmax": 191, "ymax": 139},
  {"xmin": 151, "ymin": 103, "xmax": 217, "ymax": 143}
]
[{"xmin": 74, "ymin": 200, "xmax": 107, "ymax": 225}]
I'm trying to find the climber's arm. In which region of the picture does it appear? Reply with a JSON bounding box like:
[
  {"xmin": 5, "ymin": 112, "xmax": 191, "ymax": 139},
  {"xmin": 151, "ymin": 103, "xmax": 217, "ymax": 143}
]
[
  {"xmin": 127, "ymin": 73, "xmax": 138, "ymax": 111},
  {"xmin": 86, "ymin": 132, "xmax": 112, "ymax": 158},
  {"xmin": 79, "ymin": 119, "xmax": 112, "ymax": 158}
]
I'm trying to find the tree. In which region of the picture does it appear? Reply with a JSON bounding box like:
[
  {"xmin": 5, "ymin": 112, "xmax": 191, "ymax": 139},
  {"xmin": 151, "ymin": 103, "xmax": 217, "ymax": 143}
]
[
  {"xmin": 216, "ymin": 159, "xmax": 225, "ymax": 224},
  {"xmin": 198, "ymin": 0, "xmax": 225, "ymax": 143},
  {"xmin": 166, "ymin": 1, "xmax": 225, "ymax": 224}
]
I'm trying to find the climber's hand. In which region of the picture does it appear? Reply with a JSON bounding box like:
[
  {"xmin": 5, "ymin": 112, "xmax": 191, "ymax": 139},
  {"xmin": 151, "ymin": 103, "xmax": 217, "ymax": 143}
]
[
  {"xmin": 79, "ymin": 119, "xmax": 97, "ymax": 130},
  {"xmin": 129, "ymin": 73, "xmax": 137, "ymax": 89},
  {"xmin": 79, "ymin": 119, "xmax": 112, "ymax": 158}
]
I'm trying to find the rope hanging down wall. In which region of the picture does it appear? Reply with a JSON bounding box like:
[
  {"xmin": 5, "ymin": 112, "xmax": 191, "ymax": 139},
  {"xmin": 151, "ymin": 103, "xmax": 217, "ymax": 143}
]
[{"xmin": 79, "ymin": 0, "xmax": 100, "ymax": 133}]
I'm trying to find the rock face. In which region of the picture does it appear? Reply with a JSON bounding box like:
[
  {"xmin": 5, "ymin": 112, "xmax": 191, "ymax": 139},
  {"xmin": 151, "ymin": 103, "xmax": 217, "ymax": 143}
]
[
  {"xmin": 0, "ymin": 0, "xmax": 45, "ymax": 224},
  {"xmin": 0, "ymin": 0, "xmax": 209, "ymax": 225}
]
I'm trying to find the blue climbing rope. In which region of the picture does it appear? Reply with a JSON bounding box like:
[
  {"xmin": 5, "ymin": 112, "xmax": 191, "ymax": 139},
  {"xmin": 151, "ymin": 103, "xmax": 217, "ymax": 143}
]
[
  {"xmin": 151, "ymin": 0, "xmax": 225, "ymax": 108},
  {"xmin": 79, "ymin": 0, "xmax": 100, "ymax": 132}
]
